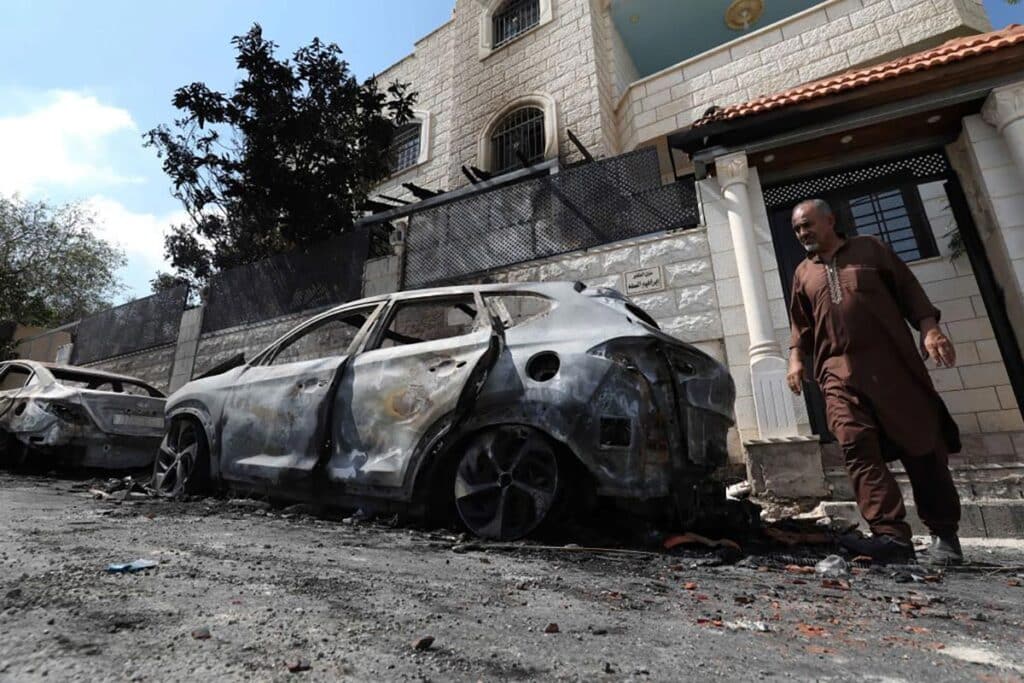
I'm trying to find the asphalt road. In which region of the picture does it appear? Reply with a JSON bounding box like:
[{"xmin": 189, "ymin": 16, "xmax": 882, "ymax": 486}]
[{"xmin": 1, "ymin": 471, "xmax": 1023, "ymax": 682}]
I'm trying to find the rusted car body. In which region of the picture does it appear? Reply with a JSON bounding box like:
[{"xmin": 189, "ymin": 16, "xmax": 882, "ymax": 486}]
[
  {"xmin": 0, "ymin": 361, "xmax": 166, "ymax": 469},
  {"xmin": 158, "ymin": 282, "xmax": 735, "ymax": 539}
]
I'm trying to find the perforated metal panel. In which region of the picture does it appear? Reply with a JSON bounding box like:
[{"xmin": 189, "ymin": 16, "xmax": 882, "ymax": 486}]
[
  {"xmin": 762, "ymin": 152, "xmax": 949, "ymax": 208},
  {"xmin": 72, "ymin": 286, "xmax": 188, "ymax": 364},
  {"xmin": 403, "ymin": 148, "xmax": 698, "ymax": 288},
  {"xmin": 201, "ymin": 231, "xmax": 369, "ymax": 333}
]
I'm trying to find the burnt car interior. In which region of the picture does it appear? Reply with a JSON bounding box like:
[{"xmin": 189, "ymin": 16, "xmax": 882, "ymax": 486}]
[
  {"xmin": 377, "ymin": 296, "xmax": 483, "ymax": 349},
  {"xmin": 47, "ymin": 368, "xmax": 164, "ymax": 398}
]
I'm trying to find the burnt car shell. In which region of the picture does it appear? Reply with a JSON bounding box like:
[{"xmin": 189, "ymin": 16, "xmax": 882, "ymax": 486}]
[
  {"xmin": 0, "ymin": 361, "xmax": 166, "ymax": 469},
  {"xmin": 163, "ymin": 282, "xmax": 735, "ymax": 534}
]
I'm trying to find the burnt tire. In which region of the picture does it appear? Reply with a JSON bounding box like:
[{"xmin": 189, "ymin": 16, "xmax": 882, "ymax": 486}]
[
  {"xmin": 454, "ymin": 425, "xmax": 560, "ymax": 541},
  {"xmin": 153, "ymin": 418, "xmax": 210, "ymax": 497}
]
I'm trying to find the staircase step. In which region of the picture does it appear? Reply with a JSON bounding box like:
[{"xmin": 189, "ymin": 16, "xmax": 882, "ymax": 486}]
[{"xmin": 819, "ymin": 499, "xmax": 1024, "ymax": 539}]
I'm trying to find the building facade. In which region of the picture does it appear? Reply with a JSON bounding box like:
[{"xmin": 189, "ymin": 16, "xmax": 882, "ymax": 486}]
[{"xmin": 365, "ymin": 0, "xmax": 1024, "ymax": 507}]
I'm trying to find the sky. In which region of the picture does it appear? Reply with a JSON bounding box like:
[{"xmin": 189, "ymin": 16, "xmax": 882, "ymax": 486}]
[{"xmin": 0, "ymin": 0, "xmax": 1021, "ymax": 302}]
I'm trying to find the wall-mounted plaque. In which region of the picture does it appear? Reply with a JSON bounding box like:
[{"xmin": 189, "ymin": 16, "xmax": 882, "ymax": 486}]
[{"xmin": 624, "ymin": 266, "xmax": 664, "ymax": 295}]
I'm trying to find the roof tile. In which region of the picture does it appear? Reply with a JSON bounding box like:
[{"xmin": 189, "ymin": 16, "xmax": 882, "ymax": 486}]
[{"xmin": 694, "ymin": 24, "xmax": 1024, "ymax": 127}]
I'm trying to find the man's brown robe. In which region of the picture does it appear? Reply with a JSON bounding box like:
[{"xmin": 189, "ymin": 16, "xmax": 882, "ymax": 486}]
[{"xmin": 788, "ymin": 235, "xmax": 961, "ymax": 459}]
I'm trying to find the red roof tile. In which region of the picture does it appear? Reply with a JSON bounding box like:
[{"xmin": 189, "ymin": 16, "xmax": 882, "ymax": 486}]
[{"xmin": 694, "ymin": 24, "xmax": 1024, "ymax": 127}]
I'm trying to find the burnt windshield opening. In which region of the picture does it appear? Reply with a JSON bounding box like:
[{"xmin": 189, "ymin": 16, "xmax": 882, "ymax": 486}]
[{"xmin": 49, "ymin": 369, "xmax": 164, "ymax": 398}]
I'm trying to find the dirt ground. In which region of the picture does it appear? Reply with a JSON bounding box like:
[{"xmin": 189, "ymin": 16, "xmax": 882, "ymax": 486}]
[{"xmin": 2, "ymin": 471, "xmax": 1024, "ymax": 682}]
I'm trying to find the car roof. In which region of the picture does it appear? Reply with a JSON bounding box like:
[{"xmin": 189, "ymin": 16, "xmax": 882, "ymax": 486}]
[
  {"xmin": 324, "ymin": 281, "xmax": 582, "ymax": 314},
  {"xmin": 2, "ymin": 360, "xmax": 158, "ymax": 388}
]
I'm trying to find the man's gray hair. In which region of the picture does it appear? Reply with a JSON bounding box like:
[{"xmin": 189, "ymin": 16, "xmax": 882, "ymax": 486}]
[{"xmin": 795, "ymin": 198, "xmax": 833, "ymax": 217}]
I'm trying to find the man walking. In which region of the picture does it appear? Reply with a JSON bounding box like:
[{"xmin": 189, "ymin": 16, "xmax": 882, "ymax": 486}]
[{"xmin": 786, "ymin": 199, "xmax": 963, "ymax": 565}]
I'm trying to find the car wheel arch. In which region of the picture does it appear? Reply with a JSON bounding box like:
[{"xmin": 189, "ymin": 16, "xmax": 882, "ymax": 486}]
[{"xmin": 165, "ymin": 407, "xmax": 218, "ymax": 476}]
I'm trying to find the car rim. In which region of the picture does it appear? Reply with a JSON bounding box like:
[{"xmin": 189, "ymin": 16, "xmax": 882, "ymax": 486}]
[
  {"xmin": 454, "ymin": 427, "xmax": 559, "ymax": 540},
  {"xmin": 154, "ymin": 421, "xmax": 198, "ymax": 496}
]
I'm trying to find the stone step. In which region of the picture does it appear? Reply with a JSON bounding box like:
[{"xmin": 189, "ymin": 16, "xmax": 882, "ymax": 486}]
[
  {"xmin": 819, "ymin": 499, "xmax": 1024, "ymax": 539},
  {"xmin": 824, "ymin": 465, "xmax": 1024, "ymax": 502}
]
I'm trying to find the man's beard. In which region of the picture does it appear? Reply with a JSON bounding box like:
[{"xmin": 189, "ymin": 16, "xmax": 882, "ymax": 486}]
[{"xmin": 802, "ymin": 241, "xmax": 819, "ymax": 254}]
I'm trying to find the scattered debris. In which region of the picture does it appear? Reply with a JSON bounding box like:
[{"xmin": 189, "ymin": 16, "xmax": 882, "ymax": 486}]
[
  {"xmin": 724, "ymin": 620, "xmax": 772, "ymax": 633},
  {"xmin": 190, "ymin": 627, "xmax": 211, "ymax": 640},
  {"xmin": 106, "ymin": 559, "xmax": 158, "ymax": 573},
  {"xmin": 683, "ymin": 582, "xmax": 698, "ymax": 590},
  {"xmin": 412, "ymin": 636, "xmax": 434, "ymax": 651},
  {"xmin": 544, "ymin": 623, "xmax": 560, "ymax": 634},
  {"xmin": 663, "ymin": 532, "xmax": 741, "ymax": 552},
  {"xmin": 815, "ymin": 555, "xmax": 850, "ymax": 578},
  {"xmin": 285, "ymin": 658, "xmax": 311, "ymax": 673},
  {"xmin": 726, "ymin": 481, "xmax": 752, "ymax": 500}
]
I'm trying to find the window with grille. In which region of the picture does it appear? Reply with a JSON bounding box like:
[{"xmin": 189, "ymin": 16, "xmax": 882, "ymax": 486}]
[
  {"xmin": 390, "ymin": 122, "xmax": 422, "ymax": 173},
  {"xmin": 845, "ymin": 187, "xmax": 937, "ymax": 262},
  {"xmin": 493, "ymin": 0, "xmax": 541, "ymax": 48},
  {"xmin": 490, "ymin": 107, "xmax": 545, "ymax": 174}
]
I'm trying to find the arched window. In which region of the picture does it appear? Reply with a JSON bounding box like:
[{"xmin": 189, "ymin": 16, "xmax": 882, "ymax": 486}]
[
  {"xmin": 490, "ymin": 106, "xmax": 545, "ymax": 174},
  {"xmin": 492, "ymin": 0, "xmax": 541, "ymax": 48},
  {"xmin": 390, "ymin": 121, "xmax": 422, "ymax": 173}
]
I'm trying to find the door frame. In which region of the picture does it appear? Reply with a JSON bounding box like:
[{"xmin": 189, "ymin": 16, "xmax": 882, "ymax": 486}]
[{"xmin": 764, "ymin": 148, "xmax": 1024, "ymax": 437}]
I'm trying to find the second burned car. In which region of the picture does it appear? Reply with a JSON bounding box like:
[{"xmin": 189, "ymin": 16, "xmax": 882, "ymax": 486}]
[{"xmin": 156, "ymin": 282, "xmax": 736, "ymax": 540}]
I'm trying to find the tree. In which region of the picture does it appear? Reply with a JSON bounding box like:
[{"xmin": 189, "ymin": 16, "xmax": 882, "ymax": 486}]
[
  {"xmin": 0, "ymin": 195, "xmax": 125, "ymax": 327},
  {"xmin": 149, "ymin": 271, "xmax": 191, "ymax": 294},
  {"xmin": 145, "ymin": 24, "xmax": 416, "ymax": 286}
]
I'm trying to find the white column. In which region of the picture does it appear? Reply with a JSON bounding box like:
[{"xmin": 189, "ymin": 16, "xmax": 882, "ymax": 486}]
[
  {"xmin": 717, "ymin": 151, "xmax": 798, "ymax": 439},
  {"xmin": 982, "ymin": 83, "xmax": 1024, "ymax": 179}
]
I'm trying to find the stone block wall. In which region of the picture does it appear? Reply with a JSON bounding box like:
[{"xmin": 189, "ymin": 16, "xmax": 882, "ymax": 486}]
[
  {"xmin": 373, "ymin": 19, "xmax": 456, "ymax": 203},
  {"xmin": 616, "ymin": 0, "xmax": 990, "ymax": 150},
  {"xmin": 86, "ymin": 344, "xmax": 176, "ymax": 394}
]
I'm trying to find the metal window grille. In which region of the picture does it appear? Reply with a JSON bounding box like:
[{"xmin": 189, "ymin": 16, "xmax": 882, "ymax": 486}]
[
  {"xmin": 493, "ymin": 0, "xmax": 540, "ymax": 47},
  {"xmin": 491, "ymin": 107, "xmax": 545, "ymax": 174},
  {"xmin": 71, "ymin": 286, "xmax": 188, "ymax": 364},
  {"xmin": 391, "ymin": 122, "xmax": 421, "ymax": 173},
  {"xmin": 763, "ymin": 152, "xmax": 949, "ymax": 207},
  {"xmin": 847, "ymin": 188, "xmax": 931, "ymax": 262}
]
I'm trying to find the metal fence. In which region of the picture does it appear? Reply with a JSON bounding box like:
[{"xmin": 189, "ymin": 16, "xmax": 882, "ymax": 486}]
[
  {"xmin": 201, "ymin": 230, "xmax": 369, "ymax": 333},
  {"xmin": 71, "ymin": 286, "xmax": 189, "ymax": 364},
  {"xmin": 403, "ymin": 147, "xmax": 699, "ymax": 288}
]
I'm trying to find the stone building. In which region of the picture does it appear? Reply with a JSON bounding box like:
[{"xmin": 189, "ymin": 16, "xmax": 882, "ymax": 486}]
[{"xmin": 361, "ymin": 0, "xmax": 1024, "ymax": 518}]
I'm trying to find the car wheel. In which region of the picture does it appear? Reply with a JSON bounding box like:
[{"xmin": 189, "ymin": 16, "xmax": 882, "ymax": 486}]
[
  {"xmin": 454, "ymin": 425, "xmax": 560, "ymax": 541},
  {"xmin": 153, "ymin": 418, "xmax": 210, "ymax": 497}
]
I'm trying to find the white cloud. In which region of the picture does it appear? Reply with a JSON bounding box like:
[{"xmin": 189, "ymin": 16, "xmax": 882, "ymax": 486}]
[
  {"xmin": 0, "ymin": 90, "xmax": 144, "ymax": 195},
  {"xmin": 85, "ymin": 195, "xmax": 187, "ymax": 271}
]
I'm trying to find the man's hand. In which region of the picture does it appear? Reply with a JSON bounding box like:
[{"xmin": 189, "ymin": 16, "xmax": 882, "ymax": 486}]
[
  {"xmin": 920, "ymin": 318, "xmax": 956, "ymax": 368},
  {"xmin": 787, "ymin": 354, "xmax": 805, "ymax": 395}
]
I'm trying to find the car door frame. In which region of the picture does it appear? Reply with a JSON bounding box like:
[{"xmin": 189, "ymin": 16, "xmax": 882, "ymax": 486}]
[
  {"xmin": 215, "ymin": 301, "xmax": 387, "ymax": 490},
  {"xmin": 324, "ymin": 289, "xmax": 505, "ymax": 496}
]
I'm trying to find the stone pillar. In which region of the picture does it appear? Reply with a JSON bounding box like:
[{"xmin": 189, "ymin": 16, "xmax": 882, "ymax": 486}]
[
  {"xmin": 982, "ymin": 83, "xmax": 1024, "ymax": 180},
  {"xmin": 716, "ymin": 151, "xmax": 798, "ymax": 439}
]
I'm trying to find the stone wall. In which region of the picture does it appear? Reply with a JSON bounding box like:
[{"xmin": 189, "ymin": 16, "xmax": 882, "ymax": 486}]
[
  {"xmin": 85, "ymin": 344, "xmax": 176, "ymax": 394},
  {"xmin": 374, "ymin": 0, "xmax": 611, "ymax": 200},
  {"xmin": 616, "ymin": 0, "xmax": 990, "ymax": 150},
  {"xmin": 373, "ymin": 19, "xmax": 456, "ymax": 202}
]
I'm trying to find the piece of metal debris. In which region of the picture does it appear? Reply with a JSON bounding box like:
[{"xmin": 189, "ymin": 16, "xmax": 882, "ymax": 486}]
[{"xmin": 105, "ymin": 559, "xmax": 158, "ymax": 573}]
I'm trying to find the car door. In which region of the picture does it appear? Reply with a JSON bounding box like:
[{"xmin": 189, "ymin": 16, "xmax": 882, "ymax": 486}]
[
  {"xmin": 327, "ymin": 292, "xmax": 502, "ymax": 491},
  {"xmin": 218, "ymin": 303, "xmax": 382, "ymax": 487}
]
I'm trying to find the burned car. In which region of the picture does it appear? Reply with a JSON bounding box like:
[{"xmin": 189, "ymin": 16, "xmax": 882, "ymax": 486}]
[
  {"xmin": 0, "ymin": 361, "xmax": 166, "ymax": 469},
  {"xmin": 157, "ymin": 282, "xmax": 735, "ymax": 539}
]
